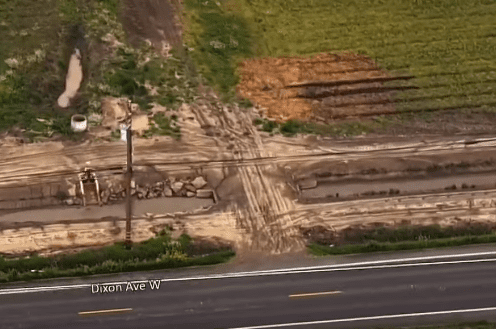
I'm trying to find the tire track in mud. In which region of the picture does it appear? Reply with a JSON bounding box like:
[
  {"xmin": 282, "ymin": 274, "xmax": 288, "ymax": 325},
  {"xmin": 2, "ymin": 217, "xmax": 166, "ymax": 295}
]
[
  {"xmin": 213, "ymin": 105, "xmax": 305, "ymax": 254},
  {"xmin": 188, "ymin": 103, "xmax": 301, "ymax": 252},
  {"xmin": 1, "ymin": 130, "xmax": 496, "ymax": 190},
  {"xmin": 291, "ymin": 191, "xmax": 496, "ymax": 236},
  {"xmin": 2, "ymin": 138, "xmax": 495, "ymax": 187},
  {"xmin": 2, "ymin": 106, "xmax": 496, "ymax": 254},
  {"xmin": 2, "ymin": 134, "xmax": 491, "ymax": 168}
]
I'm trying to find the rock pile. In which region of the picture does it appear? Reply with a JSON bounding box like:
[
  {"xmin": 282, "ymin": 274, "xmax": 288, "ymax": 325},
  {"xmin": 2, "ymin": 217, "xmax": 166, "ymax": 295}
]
[
  {"xmin": 97, "ymin": 175, "xmax": 212, "ymax": 205},
  {"xmin": 61, "ymin": 175, "xmax": 212, "ymax": 206}
]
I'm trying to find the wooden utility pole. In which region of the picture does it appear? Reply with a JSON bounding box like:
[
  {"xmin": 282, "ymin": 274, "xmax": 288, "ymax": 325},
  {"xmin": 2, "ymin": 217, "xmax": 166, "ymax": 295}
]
[{"xmin": 125, "ymin": 125, "xmax": 133, "ymax": 249}]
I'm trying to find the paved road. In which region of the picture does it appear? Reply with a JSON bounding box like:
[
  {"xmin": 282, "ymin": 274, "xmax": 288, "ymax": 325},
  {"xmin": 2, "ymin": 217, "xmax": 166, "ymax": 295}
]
[{"xmin": 1, "ymin": 252, "xmax": 496, "ymax": 329}]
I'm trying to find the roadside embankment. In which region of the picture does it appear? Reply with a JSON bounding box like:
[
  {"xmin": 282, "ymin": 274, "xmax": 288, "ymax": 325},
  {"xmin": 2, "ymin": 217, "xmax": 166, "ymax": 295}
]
[{"xmin": 0, "ymin": 229, "xmax": 234, "ymax": 283}]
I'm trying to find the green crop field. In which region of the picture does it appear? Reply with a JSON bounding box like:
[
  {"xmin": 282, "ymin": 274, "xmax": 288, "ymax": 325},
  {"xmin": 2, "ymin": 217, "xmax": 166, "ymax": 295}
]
[
  {"xmin": 244, "ymin": 0, "xmax": 496, "ymax": 113},
  {"xmin": 0, "ymin": 0, "xmax": 60, "ymax": 73},
  {"xmin": 184, "ymin": 0, "xmax": 496, "ymax": 124}
]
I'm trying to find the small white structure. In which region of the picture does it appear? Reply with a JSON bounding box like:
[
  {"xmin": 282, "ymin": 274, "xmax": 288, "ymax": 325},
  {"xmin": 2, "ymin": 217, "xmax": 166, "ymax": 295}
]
[
  {"xmin": 71, "ymin": 114, "xmax": 87, "ymax": 132},
  {"xmin": 120, "ymin": 124, "xmax": 129, "ymax": 142}
]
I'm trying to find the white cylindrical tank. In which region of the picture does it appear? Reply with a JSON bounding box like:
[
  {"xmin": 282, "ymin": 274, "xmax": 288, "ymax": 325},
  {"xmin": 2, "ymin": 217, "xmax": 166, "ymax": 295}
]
[{"xmin": 71, "ymin": 114, "xmax": 87, "ymax": 132}]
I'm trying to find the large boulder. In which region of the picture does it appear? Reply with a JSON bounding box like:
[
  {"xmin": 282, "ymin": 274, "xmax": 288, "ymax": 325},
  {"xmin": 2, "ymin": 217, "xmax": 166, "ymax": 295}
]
[
  {"xmin": 191, "ymin": 176, "xmax": 207, "ymax": 189},
  {"xmin": 164, "ymin": 186, "xmax": 173, "ymax": 197},
  {"xmin": 184, "ymin": 184, "xmax": 196, "ymax": 192},
  {"xmin": 171, "ymin": 181, "xmax": 184, "ymax": 194},
  {"xmin": 202, "ymin": 168, "xmax": 224, "ymax": 189}
]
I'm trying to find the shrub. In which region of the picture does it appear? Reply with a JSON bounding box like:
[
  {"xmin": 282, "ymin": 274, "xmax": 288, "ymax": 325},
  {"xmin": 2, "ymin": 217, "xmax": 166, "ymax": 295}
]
[
  {"xmin": 253, "ymin": 118, "xmax": 263, "ymax": 125},
  {"xmin": 280, "ymin": 120, "xmax": 302, "ymax": 136},
  {"xmin": 262, "ymin": 120, "xmax": 277, "ymax": 132},
  {"xmin": 309, "ymin": 233, "xmax": 496, "ymax": 256},
  {"xmin": 0, "ymin": 230, "xmax": 234, "ymax": 283}
]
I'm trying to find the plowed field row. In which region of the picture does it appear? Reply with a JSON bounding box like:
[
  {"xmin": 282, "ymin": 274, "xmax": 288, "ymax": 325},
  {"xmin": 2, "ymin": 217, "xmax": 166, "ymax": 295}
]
[
  {"xmin": 299, "ymin": 4, "xmax": 496, "ymax": 28},
  {"xmin": 303, "ymin": 27, "xmax": 495, "ymax": 50},
  {"xmin": 233, "ymin": 0, "xmax": 496, "ymax": 124}
]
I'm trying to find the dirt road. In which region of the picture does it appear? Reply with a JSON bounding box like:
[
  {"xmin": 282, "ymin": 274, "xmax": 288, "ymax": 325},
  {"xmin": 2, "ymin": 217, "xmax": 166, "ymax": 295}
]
[
  {"xmin": 3, "ymin": 99, "xmax": 496, "ymax": 255},
  {"xmin": 3, "ymin": 187, "xmax": 496, "ymax": 257},
  {"xmin": 2, "ymin": 123, "xmax": 496, "ymax": 186}
]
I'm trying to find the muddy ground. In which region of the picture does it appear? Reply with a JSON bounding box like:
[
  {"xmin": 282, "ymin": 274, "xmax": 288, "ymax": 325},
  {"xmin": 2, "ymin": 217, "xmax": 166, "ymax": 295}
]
[
  {"xmin": 2, "ymin": 0, "xmax": 496, "ymax": 259},
  {"xmin": 3, "ymin": 187, "xmax": 496, "ymax": 258},
  {"xmin": 296, "ymin": 189, "xmax": 496, "ymax": 246},
  {"xmin": 236, "ymin": 52, "xmax": 496, "ymax": 136},
  {"xmin": 237, "ymin": 52, "xmax": 396, "ymax": 122},
  {"xmin": 3, "ymin": 94, "xmax": 496, "ymax": 257},
  {"xmin": 4, "ymin": 101, "xmax": 496, "ymax": 251}
]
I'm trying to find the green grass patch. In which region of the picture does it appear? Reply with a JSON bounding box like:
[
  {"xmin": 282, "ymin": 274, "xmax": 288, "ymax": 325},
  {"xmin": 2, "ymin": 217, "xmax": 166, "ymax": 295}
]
[
  {"xmin": 308, "ymin": 223, "xmax": 496, "ymax": 256},
  {"xmin": 0, "ymin": 230, "xmax": 234, "ymax": 283},
  {"xmin": 0, "ymin": 0, "xmax": 205, "ymax": 141},
  {"xmin": 309, "ymin": 234, "xmax": 496, "ymax": 256},
  {"xmin": 0, "ymin": 0, "xmax": 60, "ymax": 73},
  {"xmin": 346, "ymin": 223, "xmax": 496, "ymax": 244},
  {"xmin": 254, "ymin": 118, "xmax": 373, "ymax": 137},
  {"xmin": 261, "ymin": 119, "xmax": 278, "ymax": 133},
  {"xmin": 143, "ymin": 113, "xmax": 181, "ymax": 139},
  {"xmin": 182, "ymin": 0, "xmax": 257, "ymax": 103}
]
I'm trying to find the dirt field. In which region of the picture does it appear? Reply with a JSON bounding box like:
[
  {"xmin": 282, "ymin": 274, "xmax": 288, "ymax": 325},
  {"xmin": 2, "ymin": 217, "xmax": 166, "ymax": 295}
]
[
  {"xmin": 235, "ymin": 52, "xmax": 496, "ymax": 135},
  {"xmin": 236, "ymin": 52, "xmax": 397, "ymax": 122}
]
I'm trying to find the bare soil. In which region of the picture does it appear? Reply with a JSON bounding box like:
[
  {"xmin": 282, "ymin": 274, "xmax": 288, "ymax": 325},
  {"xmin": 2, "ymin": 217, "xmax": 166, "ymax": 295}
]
[
  {"xmin": 236, "ymin": 52, "xmax": 395, "ymax": 122},
  {"xmin": 3, "ymin": 187, "xmax": 496, "ymax": 257},
  {"xmin": 376, "ymin": 110, "xmax": 496, "ymax": 137},
  {"xmin": 236, "ymin": 52, "xmax": 496, "ymax": 136}
]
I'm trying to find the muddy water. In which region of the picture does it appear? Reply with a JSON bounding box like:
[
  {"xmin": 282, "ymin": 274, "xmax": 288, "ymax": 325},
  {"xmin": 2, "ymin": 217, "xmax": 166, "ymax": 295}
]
[
  {"xmin": 301, "ymin": 172, "xmax": 496, "ymax": 199},
  {"xmin": 0, "ymin": 197, "xmax": 213, "ymax": 223},
  {"xmin": 57, "ymin": 48, "xmax": 83, "ymax": 108}
]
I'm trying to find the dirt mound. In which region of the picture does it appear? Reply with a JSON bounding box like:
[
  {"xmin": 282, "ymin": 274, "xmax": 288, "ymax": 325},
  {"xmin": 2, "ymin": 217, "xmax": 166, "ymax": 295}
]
[{"xmin": 236, "ymin": 52, "xmax": 396, "ymax": 122}]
